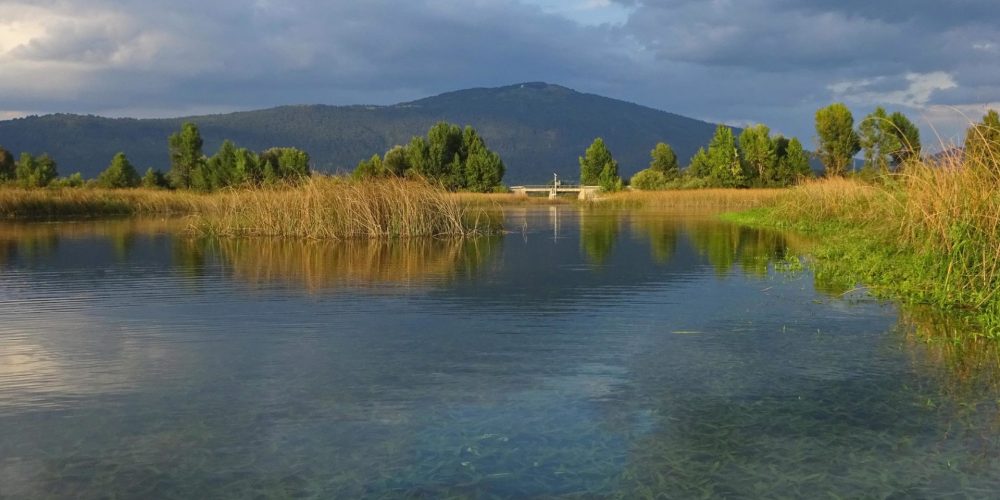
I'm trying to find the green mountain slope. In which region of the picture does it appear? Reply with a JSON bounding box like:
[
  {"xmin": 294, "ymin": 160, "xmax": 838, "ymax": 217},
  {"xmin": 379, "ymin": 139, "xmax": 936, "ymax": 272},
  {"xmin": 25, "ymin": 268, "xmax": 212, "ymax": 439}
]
[{"xmin": 0, "ymin": 82, "xmax": 726, "ymax": 183}]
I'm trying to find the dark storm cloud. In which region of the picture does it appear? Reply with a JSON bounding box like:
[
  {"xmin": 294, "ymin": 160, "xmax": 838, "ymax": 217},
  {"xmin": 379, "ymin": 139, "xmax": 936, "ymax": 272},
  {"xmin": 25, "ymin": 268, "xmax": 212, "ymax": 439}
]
[{"xmin": 0, "ymin": 0, "xmax": 997, "ymax": 142}]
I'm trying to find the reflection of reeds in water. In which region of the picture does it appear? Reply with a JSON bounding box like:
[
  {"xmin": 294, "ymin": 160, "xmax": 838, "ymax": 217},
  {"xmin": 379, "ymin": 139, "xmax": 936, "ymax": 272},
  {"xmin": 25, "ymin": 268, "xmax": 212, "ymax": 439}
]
[
  {"xmin": 202, "ymin": 237, "xmax": 501, "ymax": 292},
  {"xmin": 899, "ymin": 307, "xmax": 1000, "ymax": 395},
  {"xmin": 0, "ymin": 218, "xmax": 186, "ymax": 264}
]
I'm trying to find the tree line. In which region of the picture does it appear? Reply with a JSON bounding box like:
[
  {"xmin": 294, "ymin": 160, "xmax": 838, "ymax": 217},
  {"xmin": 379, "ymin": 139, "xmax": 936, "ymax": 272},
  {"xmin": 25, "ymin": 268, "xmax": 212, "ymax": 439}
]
[
  {"xmin": 353, "ymin": 121, "xmax": 506, "ymax": 192},
  {"xmin": 580, "ymin": 103, "xmax": 991, "ymax": 191},
  {"xmin": 582, "ymin": 124, "xmax": 811, "ymax": 191},
  {"xmin": 0, "ymin": 122, "xmax": 310, "ymax": 190}
]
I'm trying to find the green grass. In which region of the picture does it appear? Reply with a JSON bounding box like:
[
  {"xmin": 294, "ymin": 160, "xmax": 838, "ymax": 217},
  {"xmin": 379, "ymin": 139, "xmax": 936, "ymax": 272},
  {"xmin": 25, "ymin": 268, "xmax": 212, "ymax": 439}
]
[{"xmin": 724, "ymin": 167, "xmax": 1000, "ymax": 338}]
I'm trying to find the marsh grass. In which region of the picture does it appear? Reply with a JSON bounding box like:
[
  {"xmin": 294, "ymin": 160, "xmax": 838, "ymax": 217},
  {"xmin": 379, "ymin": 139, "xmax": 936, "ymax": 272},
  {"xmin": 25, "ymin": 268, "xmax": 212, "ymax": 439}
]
[
  {"xmin": 0, "ymin": 187, "xmax": 210, "ymax": 218},
  {"xmin": 599, "ymin": 188, "xmax": 788, "ymax": 212},
  {"xmin": 191, "ymin": 177, "xmax": 502, "ymax": 239},
  {"xmin": 728, "ymin": 143, "xmax": 1000, "ymax": 337}
]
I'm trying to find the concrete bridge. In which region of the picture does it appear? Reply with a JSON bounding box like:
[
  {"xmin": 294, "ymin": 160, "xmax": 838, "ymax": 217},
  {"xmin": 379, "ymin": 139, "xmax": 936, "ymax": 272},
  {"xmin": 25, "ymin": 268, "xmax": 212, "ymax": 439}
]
[{"xmin": 510, "ymin": 182, "xmax": 601, "ymax": 200}]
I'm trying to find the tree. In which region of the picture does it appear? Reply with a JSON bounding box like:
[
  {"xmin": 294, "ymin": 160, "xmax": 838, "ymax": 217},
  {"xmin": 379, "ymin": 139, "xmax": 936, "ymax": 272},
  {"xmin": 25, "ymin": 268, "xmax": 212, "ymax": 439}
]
[
  {"xmin": 887, "ymin": 111, "xmax": 921, "ymax": 166},
  {"xmin": 815, "ymin": 103, "xmax": 860, "ymax": 176},
  {"xmin": 687, "ymin": 147, "xmax": 710, "ymax": 178},
  {"xmin": 739, "ymin": 124, "xmax": 775, "ymax": 185},
  {"xmin": 382, "ymin": 146, "xmax": 410, "ymax": 177},
  {"xmin": 142, "ymin": 168, "xmax": 169, "ymax": 189},
  {"xmin": 649, "ymin": 142, "xmax": 680, "ymax": 179},
  {"xmin": 353, "ymin": 154, "xmax": 385, "ymax": 179},
  {"xmin": 232, "ymin": 148, "xmax": 261, "ymax": 185},
  {"xmin": 964, "ymin": 109, "xmax": 1000, "ymax": 172},
  {"xmin": 859, "ymin": 107, "xmax": 901, "ymax": 175},
  {"xmin": 200, "ymin": 140, "xmax": 239, "ymax": 190},
  {"xmin": 777, "ymin": 137, "xmax": 811, "ymax": 183},
  {"xmin": 599, "ymin": 160, "xmax": 623, "ymax": 192},
  {"xmin": 463, "ymin": 140, "xmax": 505, "ymax": 192},
  {"xmin": 259, "ymin": 147, "xmax": 311, "ymax": 184},
  {"xmin": 97, "ymin": 152, "xmax": 140, "ymax": 188},
  {"xmin": 168, "ymin": 122, "xmax": 204, "ymax": 189},
  {"xmin": 706, "ymin": 125, "xmax": 745, "ymax": 187},
  {"xmin": 0, "ymin": 146, "xmax": 14, "ymax": 182},
  {"xmin": 423, "ymin": 122, "xmax": 464, "ymax": 187},
  {"xmin": 579, "ymin": 138, "xmax": 615, "ymax": 185},
  {"xmin": 15, "ymin": 153, "xmax": 58, "ymax": 188}
]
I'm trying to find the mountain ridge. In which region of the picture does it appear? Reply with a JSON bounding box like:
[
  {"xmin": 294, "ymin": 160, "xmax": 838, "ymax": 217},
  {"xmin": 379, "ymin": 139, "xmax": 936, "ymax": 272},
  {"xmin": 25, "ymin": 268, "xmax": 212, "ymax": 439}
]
[{"xmin": 0, "ymin": 83, "xmax": 727, "ymax": 183}]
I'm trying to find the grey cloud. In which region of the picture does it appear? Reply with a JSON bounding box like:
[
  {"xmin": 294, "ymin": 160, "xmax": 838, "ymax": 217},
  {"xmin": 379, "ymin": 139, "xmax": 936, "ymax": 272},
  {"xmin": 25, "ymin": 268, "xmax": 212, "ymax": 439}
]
[{"xmin": 0, "ymin": 0, "xmax": 997, "ymax": 145}]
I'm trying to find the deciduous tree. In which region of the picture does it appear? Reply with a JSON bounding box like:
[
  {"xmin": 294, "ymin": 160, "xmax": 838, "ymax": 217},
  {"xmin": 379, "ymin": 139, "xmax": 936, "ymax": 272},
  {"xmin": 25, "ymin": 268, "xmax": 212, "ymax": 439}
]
[{"xmin": 815, "ymin": 103, "xmax": 860, "ymax": 176}]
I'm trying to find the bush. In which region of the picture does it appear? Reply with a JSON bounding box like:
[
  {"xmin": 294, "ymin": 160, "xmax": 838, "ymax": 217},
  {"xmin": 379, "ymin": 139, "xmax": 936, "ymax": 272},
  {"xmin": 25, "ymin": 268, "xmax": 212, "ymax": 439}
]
[{"xmin": 630, "ymin": 168, "xmax": 669, "ymax": 190}]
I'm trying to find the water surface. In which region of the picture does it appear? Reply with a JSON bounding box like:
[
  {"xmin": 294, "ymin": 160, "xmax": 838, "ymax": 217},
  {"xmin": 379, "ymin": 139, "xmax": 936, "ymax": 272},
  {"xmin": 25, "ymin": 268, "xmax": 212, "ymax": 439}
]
[{"xmin": 1, "ymin": 210, "xmax": 998, "ymax": 498}]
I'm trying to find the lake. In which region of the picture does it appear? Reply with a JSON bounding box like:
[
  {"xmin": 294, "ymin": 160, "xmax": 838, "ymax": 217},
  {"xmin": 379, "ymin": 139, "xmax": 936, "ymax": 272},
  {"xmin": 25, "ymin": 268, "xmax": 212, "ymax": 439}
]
[{"xmin": 1, "ymin": 208, "xmax": 998, "ymax": 498}]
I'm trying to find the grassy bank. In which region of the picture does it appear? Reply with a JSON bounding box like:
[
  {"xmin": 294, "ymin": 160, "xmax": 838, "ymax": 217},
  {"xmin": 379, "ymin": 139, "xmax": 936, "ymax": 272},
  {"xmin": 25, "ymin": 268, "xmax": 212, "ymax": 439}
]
[{"xmin": 726, "ymin": 159, "xmax": 1000, "ymax": 337}]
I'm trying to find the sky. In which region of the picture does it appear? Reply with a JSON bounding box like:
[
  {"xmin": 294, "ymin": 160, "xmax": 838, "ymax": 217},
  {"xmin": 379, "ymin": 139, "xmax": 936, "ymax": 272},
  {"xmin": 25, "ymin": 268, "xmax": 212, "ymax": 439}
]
[{"xmin": 0, "ymin": 0, "xmax": 998, "ymax": 147}]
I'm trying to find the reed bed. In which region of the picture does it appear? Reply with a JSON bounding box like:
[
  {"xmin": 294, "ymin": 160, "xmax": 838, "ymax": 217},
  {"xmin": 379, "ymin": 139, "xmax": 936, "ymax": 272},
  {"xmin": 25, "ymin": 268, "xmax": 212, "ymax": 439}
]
[
  {"xmin": 599, "ymin": 188, "xmax": 789, "ymax": 212},
  {"xmin": 0, "ymin": 187, "xmax": 211, "ymax": 218},
  {"xmin": 191, "ymin": 177, "xmax": 501, "ymax": 239}
]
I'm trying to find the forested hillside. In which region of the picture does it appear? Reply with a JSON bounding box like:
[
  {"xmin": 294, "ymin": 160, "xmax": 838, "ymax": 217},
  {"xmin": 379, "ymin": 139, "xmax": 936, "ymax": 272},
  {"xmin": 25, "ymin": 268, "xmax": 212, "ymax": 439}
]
[{"xmin": 0, "ymin": 83, "xmax": 724, "ymax": 183}]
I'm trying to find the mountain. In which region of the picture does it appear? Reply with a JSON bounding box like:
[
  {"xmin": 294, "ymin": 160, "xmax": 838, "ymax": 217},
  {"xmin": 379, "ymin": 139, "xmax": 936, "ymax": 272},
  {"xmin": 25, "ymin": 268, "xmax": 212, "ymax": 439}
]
[{"xmin": 0, "ymin": 82, "xmax": 727, "ymax": 183}]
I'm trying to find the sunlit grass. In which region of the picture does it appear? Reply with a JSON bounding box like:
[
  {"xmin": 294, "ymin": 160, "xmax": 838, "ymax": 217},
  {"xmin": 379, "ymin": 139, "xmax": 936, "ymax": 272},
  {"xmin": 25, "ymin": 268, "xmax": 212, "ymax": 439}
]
[
  {"xmin": 728, "ymin": 142, "xmax": 1000, "ymax": 337},
  {"xmin": 599, "ymin": 188, "xmax": 789, "ymax": 212},
  {"xmin": 0, "ymin": 186, "xmax": 210, "ymax": 218}
]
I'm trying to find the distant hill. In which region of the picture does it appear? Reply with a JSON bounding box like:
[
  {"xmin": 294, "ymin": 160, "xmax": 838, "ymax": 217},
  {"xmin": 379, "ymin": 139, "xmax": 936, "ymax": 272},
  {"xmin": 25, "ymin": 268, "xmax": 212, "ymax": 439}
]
[{"xmin": 0, "ymin": 82, "xmax": 728, "ymax": 183}]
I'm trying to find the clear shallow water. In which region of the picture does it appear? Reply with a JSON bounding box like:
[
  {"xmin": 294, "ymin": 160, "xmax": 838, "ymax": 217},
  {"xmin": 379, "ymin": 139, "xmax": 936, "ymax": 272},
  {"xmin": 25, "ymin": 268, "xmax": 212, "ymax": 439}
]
[{"xmin": 0, "ymin": 210, "xmax": 998, "ymax": 498}]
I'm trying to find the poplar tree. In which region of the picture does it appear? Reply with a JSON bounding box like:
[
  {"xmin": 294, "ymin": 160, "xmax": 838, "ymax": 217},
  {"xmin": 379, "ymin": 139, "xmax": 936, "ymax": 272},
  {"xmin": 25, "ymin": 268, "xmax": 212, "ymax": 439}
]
[
  {"xmin": 738, "ymin": 124, "xmax": 775, "ymax": 184},
  {"xmin": 859, "ymin": 107, "xmax": 900, "ymax": 175},
  {"xmin": 815, "ymin": 103, "xmax": 860, "ymax": 176},
  {"xmin": 649, "ymin": 142, "xmax": 680, "ymax": 179},
  {"xmin": 888, "ymin": 112, "xmax": 922, "ymax": 166}
]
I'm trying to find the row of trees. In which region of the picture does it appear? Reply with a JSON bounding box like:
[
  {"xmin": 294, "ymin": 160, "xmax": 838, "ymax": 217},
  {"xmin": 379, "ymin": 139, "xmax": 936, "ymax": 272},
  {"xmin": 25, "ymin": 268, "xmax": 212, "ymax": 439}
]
[
  {"xmin": 1, "ymin": 122, "xmax": 312, "ymax": 191},
  {"xmin": 583, "ymin": 124, "xmax": 811, "ymax": 192},
  {"xmin": 353, "ymin": 122, "xmax": 505, "ymax": 192},
  {"xmin": 168, "ymin": 123, "xmax": 310, "ymax": 191},
  {"xmin": 0, "ymin": 146, "xmax": 171, "ymax": 189}
]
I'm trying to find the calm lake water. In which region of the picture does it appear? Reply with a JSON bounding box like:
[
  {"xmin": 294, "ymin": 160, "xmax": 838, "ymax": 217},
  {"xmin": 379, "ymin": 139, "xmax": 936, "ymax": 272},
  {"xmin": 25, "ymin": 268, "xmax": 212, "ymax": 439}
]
[{"xmin": 1, "ymin": 208, "xmax": 998, "ymax": 498}]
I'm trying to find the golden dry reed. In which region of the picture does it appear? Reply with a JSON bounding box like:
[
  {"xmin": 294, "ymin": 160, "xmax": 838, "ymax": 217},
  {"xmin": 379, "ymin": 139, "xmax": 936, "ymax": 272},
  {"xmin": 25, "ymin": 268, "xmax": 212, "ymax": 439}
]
[
  {"xmin": 190, "ymin": 176, "xmax": 501, "ymax": 239},
  {"xmin": 0, "ymin": 187, "xmax": 210, "ymax": 218}
]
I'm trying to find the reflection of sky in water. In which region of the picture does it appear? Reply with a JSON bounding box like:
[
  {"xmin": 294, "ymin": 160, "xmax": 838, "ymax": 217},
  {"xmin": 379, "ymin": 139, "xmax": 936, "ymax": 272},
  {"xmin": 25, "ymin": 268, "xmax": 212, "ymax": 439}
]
[{"xmin": 0, "ymin": 211, "xmax": 998, "ymax": 497}]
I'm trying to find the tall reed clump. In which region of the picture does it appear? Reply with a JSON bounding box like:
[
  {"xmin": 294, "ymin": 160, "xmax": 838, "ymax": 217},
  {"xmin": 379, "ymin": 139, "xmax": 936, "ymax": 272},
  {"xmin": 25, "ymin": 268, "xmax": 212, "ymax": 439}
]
[
  {"xmin": 729, "ymin": 140, "xmax": 1000, "ymax": 336},
  {"xmin": 191, "ymin": 176, "xmax": 501, "ymax": 239},
  {"xmin": 0, "ymin": 187, "xmax": 210, "ymax": 218}
]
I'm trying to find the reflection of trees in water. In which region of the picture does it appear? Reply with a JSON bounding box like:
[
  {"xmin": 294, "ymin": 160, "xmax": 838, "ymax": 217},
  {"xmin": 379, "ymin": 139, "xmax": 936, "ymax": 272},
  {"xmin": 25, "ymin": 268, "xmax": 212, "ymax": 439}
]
[
  {"xmin": 685, "ymin": 221, "xmax": 788, "ymax": 276},
  {"xmin": 173, "ymin": 236, "xmax": 503, "ymax": 292},
  {"xmin": 629, "ymin": 218, "xmax": 678, "ymax": 265},
  {"xmin": 580, "ymin": 212, "xmax": 620, "ymax": 265}
]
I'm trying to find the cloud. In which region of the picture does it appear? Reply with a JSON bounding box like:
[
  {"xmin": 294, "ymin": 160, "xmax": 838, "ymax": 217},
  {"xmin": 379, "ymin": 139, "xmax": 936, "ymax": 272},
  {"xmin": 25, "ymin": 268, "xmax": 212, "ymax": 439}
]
[
  {"xmin": 829, "ymin": 72, "xmax": 958, "ymax": 108},
  {"xmin": 0, "ymin": 0, "xmax": 996, "ymax": 144}
]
